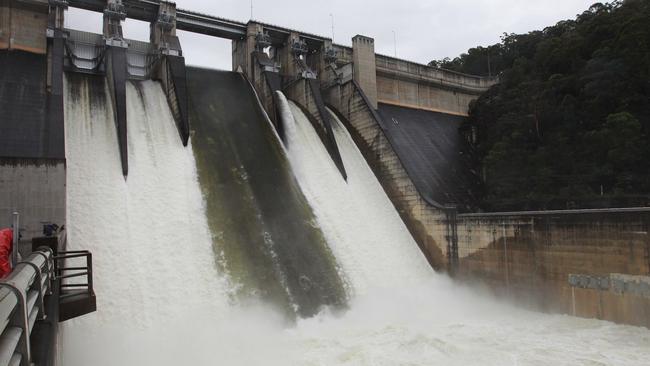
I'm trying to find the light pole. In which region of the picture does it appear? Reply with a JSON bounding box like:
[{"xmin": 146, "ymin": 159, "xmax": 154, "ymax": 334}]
[
  {"xmin": 330, "ymin": 13, "xmax": 334, "ymax": 41},
  {"xmin": 392, "ymin": 30, "xmax": 397, "ymax": 57}
]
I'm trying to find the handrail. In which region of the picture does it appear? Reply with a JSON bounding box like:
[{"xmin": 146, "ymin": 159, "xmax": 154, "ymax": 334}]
[
  {"xmin": 57, "ymin": 272, "xmax": 89, "ymax": 280},
  {"xmin": 0, "ymin": 248, "xmax": 54, "ymax": 366},
  {"xmin": 54, "ymin": 251, "xmax": 93, "ymax": 302}
]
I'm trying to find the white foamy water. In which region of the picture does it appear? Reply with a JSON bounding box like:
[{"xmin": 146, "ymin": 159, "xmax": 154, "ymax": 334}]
[
  {"xmin": 277, "ymin": 93, "xmax": 650, "ymax": 365},
  {"xmin": 279, "ymin": 94, "xmax": 432, "ymax": 293},
  {"xmin": 61, "ymin": 78, "xmax": 230, "ymax": 365}
]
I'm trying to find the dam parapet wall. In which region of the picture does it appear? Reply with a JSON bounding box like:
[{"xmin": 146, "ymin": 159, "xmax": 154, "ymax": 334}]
[{"xmin": 332, "ymin": 42, "xmax": 498, "ymax": 116}]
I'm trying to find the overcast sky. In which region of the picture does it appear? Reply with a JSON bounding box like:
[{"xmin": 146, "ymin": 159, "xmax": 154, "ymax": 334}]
[{"xmin": 66, "ymin": 0, "xmax": 596, "ymax": 70}]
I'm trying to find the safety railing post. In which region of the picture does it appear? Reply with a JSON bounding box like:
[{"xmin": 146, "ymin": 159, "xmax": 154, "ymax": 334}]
[
  {"xmin": 12, "ymin": 212, "xmax": 19, "ymax": 269},
  {"xmin": 18, "ymin": 261, "xmax": 46, "ymax": 320},
  {"xmin": 87, "ymin": 253, "xmax": 93, "ymax": 294}
]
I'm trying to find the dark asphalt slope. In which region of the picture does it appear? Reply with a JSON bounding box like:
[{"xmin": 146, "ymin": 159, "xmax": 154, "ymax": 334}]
[
  {"xmin": 187, "ymin": 67, "xmax": 347, "ymax": 319},
  {"xmin": 377, "ymin": 103, "xmax": 479, "ymax": 211}
]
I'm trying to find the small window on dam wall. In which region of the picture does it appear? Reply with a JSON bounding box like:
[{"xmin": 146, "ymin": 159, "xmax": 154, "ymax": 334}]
[{"xmin": 176, "ymin": 31, "xmax": 232, "ymax": 71}]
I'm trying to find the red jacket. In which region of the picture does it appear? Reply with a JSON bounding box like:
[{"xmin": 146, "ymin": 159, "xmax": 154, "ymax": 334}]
[{"xmin": 0, "ymin": 229, "xmax": 13, "ymax": 278}]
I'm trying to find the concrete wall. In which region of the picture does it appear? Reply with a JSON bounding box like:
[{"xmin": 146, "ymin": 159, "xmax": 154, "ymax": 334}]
[
  {"xmin": 0, "ymin": 0, "xmax": 49, "ymax": 54},
  {"xmin": 279, "ymin": 31, "xmax": 301, "ymax": 80},
  {"xmin": 235, "ymin": 29, "xmax": 495, "ymax": 116},
  {"xmin": 374, "ymin": 56, "xmax": 498, "ymax": 116},
  {"xmin": 376, "ymin": 77, "xmax": 474, "ymax": 117},
  {"xmin": 250, "ymin": 57, "xmax": 276, "ymax": 125},
  {"xmin": 285, "ymin": 79, "xmax": 321, "ymax": 128},
  {"xmin": 232, "ymin": 23, "xmax": 262, "ymax": 76},
  {"xmin": 332, "ymin": 43, "xmax": 497, "ymax": 116},
  {"xmin": 455, "ymin": 209, "xmax": 650, "ymax": 327},
  {"xmin": 0, "ymin": 161, "xmax": 66, "ymax": 240},
  {"xmin": 0, "ymin": 1, "xmax": 66, "ymax": 242}
]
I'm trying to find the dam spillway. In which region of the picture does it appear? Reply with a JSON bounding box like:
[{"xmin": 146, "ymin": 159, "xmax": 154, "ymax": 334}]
[
  {"xmin": 58, "ymin": 68, "xmax": 649, "ymax": 365},
  {"xmin": 0, "ymin": 1, "xmax": 648, "ymax": 363}
]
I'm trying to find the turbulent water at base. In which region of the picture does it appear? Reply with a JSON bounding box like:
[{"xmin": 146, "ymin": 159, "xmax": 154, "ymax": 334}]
[{"xmin": 61, "ymin": 70, "xmax": 649, "ymax": 365}]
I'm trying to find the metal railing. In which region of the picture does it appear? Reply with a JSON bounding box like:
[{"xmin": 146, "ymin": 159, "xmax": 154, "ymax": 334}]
[
  {"xmin": 0, "ymin": 213, "xmax": 95, "ymax": 365},
  {"xmin": 56, "ymin": 251, "xmax": 93, "ymax": 300},
  {"xmin": 0, "ymin": 247, "xmax": 54, "ymax": 366}
]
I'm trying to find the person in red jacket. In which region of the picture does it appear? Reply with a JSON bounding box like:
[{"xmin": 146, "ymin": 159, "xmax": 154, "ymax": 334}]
[{"xmin": 0, "ymin": 229, "xmax": 13, "ymax": 278}]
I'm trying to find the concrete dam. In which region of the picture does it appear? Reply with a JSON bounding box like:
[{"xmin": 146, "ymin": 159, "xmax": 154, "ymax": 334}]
[{"xmin": 0, "ymin": 1, "xmax": 649, "ymax": 365}]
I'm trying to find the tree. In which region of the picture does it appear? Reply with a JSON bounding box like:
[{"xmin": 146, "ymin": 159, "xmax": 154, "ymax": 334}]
[{"xmin": 440, "ymin": 0, "xmax": 650, "ymax": 210}]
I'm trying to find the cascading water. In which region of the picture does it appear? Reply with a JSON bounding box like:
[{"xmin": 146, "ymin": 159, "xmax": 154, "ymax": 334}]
[
  {"xmin": 278, "ymin": 93, "xmax": 432, "ymax": 292},
  {"xmin": 61, "ymin": 74, "xmax": 230, "ymax": 365}
]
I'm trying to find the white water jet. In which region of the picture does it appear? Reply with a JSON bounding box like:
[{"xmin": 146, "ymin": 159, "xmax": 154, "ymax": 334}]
[{"xmin": 61, "ymin": 77, "xmax": 230, "ymax": 365}]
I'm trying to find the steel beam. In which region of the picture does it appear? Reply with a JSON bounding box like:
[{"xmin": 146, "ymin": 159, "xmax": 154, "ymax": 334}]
[
  {"xmin": 67, "ymin": 0, "xmax": 247, "ymax": 39},
  {"xmin": 66, "ymin": 0, "xmax": 331, "ymax": 45}
]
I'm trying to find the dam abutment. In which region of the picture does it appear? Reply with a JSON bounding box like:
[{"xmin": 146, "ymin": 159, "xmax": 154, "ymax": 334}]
[{"xmin": 322, "ymin": 53, "xmax": 650, "ymax": 326}]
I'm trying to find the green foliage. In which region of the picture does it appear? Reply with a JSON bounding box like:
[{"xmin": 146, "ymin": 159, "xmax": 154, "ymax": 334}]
[{"xmin": 436, "ymin": 1, "xmax": 650, "ymax": 210}]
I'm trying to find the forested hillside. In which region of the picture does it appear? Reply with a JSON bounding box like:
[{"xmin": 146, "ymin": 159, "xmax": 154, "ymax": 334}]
[{"xmin": 431, "ymin": 0, "xmax": 650, "ymax": 210}]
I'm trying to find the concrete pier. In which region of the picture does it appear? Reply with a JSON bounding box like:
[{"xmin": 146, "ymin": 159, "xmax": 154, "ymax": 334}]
[{"xmin": 352, "ymin": 35, "xmax": 378, "ymax": 109}]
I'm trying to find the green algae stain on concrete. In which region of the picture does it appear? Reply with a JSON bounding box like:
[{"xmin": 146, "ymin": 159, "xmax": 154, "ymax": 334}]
[{"xmin": 187, "ymin": 67, "xmax": 347, "ymax": 319}]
